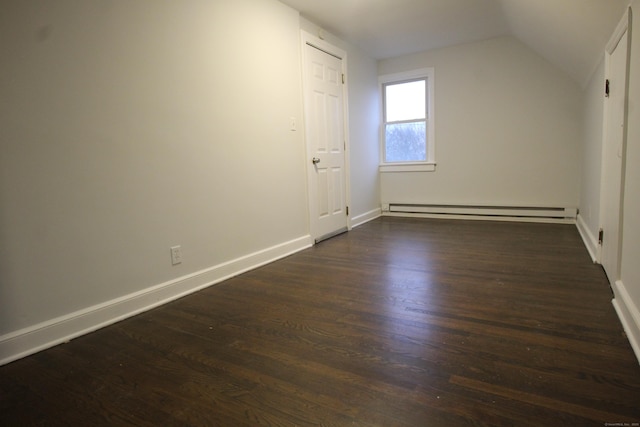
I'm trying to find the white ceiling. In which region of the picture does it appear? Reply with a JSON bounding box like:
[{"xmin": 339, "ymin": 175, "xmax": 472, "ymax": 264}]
[{"xmin": 278, "ymin": 0, "xmax": 629, "ymax": 87}]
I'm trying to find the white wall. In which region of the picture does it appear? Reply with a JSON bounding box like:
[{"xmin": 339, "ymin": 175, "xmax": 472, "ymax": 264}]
[
  {"xmin": 577, "ymin": 58, "xmax": 605, "ymax": 258},
  {"xmin": 299, "ymin": 19, "xmax": 381, "ymax": 225},
  {"xmin": 378, "ymin": 36, "xmax": 582, "ymax": 208},
  {"xmin": 0, "ymin": 0, "xmax": 311, "ymax": 363},
  {"xmin": 615, "ymin": 2, "xmax": 640, "ymax": 361},
  {"xmin": 343, "ymin": 48, "xmax": 381, "ymax": 224}
]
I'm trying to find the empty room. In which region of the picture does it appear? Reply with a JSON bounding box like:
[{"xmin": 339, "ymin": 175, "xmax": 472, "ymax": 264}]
[{"xmin": 1, "ymin": 0, "xmax": 640, "ymax": 425}]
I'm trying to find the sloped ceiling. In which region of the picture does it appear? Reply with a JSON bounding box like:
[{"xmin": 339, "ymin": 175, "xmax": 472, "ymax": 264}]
[{"xmin": 278, "ymin": 0, "xmax": 629, "ymax": 87}]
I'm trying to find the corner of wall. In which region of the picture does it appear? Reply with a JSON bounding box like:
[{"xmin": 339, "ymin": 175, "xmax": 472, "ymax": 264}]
[
  {"xmin": 576, "ymin": 214, "xmax": 599, "ymax": 262},
  {"xmin": 350, "ymin": 207, "xmax": 382, "ymax": 228}
]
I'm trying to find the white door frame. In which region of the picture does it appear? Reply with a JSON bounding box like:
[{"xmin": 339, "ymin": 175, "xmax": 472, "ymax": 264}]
[
  {"xmin": 597, "ymin": 8, "xmax": 631, "ymax": 280},
  {"xmin": 300, "ymin": 30, "xmax": 352, "ymax": 242}
]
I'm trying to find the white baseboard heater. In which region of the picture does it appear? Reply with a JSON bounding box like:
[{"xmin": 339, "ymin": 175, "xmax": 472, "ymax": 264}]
[{"xmin": 382, "ymin": 203, "xmax": 577, "ymax": 223}]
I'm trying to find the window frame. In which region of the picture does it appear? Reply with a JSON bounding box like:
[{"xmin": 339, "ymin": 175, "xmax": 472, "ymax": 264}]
[{"xmin": 379, "ymin": 68, "xmax": 435, "ymax": 172}]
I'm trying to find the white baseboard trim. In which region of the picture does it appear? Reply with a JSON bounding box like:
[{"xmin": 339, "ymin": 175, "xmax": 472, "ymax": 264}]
[
  {"xmin": 0, "ymin": 235, "xmax": 312, "ymax": 366},
  {"xmin": 576, "ymin": 214, "xmax": 598, "ymax": 263},
  {"xmin": 612, "ymin": 280, "xmax": 640, "ymax": 365},
  {"xmin": 350, "ymin": 207, "xmax": 382, "ymax": 228}
]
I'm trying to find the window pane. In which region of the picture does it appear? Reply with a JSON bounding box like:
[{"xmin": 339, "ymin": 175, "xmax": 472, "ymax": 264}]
[
  {"xmin": 385, "ymin": 122, "xmax": 426, "ymax": 162},
  {"xmin": 385, "ymin": 80, "xmax": 426, "ymax": 122}
]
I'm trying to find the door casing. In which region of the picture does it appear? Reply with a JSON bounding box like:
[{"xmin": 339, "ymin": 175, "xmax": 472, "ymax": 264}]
[{"xmin": 598, "ymin": 9, "xmax": 631, "ymax": 283}]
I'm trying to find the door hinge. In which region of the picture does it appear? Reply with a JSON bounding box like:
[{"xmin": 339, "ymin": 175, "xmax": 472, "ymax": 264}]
[
  {"xmin": 605, "ymin": 79, "xmax": 610, "ymax": 97},
  {"xmin": 346, "ymin": 206, "xmax": 349, "ymax": 216},
  {"xmin": 598, "ymin": 228, "xmax": 604, "ymax": 245},
  {"xmin": 342, "ymin": 74, "xmax": 345, "ymax": 84}
]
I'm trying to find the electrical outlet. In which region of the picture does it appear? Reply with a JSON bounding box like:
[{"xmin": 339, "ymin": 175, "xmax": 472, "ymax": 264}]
[{"xmin": 170, "ymin": 245, "xmax": 182, "ymax": 265}]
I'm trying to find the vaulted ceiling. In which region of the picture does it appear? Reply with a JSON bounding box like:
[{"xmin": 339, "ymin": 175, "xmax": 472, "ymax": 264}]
[{"xmin": 278, "ymin": 0, "xmax": 629, "ymax": 87}]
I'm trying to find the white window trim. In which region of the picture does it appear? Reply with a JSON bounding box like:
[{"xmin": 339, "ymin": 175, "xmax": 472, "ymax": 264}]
[{"xmin": 379, "ymin": 68, "xmax": 435, "ymax": 173}]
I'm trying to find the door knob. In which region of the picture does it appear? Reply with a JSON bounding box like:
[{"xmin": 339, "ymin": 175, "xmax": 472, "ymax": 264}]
[{"xmin": 312, "ymin": 157, "xmax": 321, "ymax": 164}]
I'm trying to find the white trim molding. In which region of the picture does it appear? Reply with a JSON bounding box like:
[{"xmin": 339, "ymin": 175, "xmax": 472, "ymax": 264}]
[
  {"xmin": 612, "ymin": 280, "xmax": 640, "ymax": 364},
  {"xmin": 379, "ymin": 163, "xmax": 436, "ymax": 173},
  {"xmin": 350, "ymin": 207, "xmax": 382, "ymax": 228},
  {"xmin": 606, "ymin": 7, "xmax": 631, "ymax": 54},
  {"xmin": 0, "ymin": 235, "xmax": 312, "ymax": 366},
  {"xmin": 576, "ymin": 214, "xmax": 599, "ymax": 263}
]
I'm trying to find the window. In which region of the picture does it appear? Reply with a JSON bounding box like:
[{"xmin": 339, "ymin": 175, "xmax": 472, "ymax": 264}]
[{"xmin": 379, "ymin": 68, "xmax": 435, "ymax": 172}]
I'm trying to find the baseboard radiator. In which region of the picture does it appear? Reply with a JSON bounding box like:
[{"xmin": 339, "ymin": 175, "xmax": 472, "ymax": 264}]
[{"xmin": 382, "ymin": 203, "xmax": 577, "ymax": 223}]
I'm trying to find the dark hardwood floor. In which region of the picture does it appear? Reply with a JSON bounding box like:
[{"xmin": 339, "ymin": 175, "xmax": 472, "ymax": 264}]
[{"xmin": 2, "ymin": 217, "xmax": 640, "ymax": 426}]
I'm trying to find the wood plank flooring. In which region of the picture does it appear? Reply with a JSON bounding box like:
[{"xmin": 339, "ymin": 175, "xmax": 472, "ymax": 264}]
[{"xmin": 2, "ymin": 217, "xmax": 640, "ymax": 426}]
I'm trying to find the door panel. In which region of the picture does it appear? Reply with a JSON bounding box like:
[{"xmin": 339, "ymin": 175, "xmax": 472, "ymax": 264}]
[
  {"xmin": 313, "ymin": 91, "xmax": 328, "ymax": 152},
  {"xmin": 317, "ymin": 168, "xmax": 329, "ymax": 218},
  {"xmin": 331, "ymin": 167, "xmax": 343, "ymax": 215},
  {"xmin": 303, "ymin": 41, "xmax": 347, "ymax": 242},
  {"xmin": 328, "ymin": 95, "xmax": 341, "ymax": 152},
  {"xmin": 601, "ymin": 30, "xmax": 628, "ymax": 282}
]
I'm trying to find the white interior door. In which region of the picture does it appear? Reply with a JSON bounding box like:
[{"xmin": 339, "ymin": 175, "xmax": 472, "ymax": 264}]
[
  {"xmin": 600, "ymin": 26, "xmax": 629, "ymax": 283},
  {"xmin": 302, "ymin": 37, "xmax": 348, "ymax": 243}
]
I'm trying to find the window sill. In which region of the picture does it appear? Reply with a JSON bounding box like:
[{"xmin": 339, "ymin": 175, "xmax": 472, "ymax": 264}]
[{"xmin": 379, "ymin": 163, "xmax": 436, "ymax": 173}]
